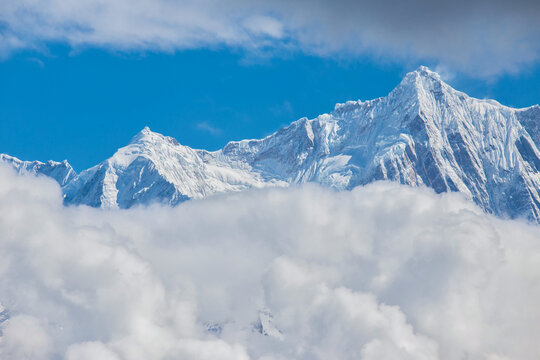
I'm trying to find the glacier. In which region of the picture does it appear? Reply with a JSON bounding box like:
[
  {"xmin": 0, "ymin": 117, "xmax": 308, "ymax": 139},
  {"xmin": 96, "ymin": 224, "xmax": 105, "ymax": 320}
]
[{"xmin": 2, "ymin": 66, "xmax": 539, "ymax": 222}]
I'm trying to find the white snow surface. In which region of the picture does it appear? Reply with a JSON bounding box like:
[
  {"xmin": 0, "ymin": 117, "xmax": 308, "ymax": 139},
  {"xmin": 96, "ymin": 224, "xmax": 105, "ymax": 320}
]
[{"xmin": 2, "ymin": 66, "xmax": 539, "ymax": 221}]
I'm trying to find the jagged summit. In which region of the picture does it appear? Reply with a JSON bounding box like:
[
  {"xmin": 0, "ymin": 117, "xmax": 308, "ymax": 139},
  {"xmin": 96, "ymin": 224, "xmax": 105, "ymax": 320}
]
[{"xmin": 2, "ymin": 67, "xmax": 539, "ymax": 222}]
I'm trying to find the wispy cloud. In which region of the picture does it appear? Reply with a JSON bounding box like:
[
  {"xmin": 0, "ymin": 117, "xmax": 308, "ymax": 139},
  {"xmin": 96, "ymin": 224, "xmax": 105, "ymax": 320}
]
[
  {"xmin": 1, "ymin": 0, "xmax": 540, "ymax": 77},
  {"xmin": 195, "ymin": 121, "xmax": 222, "ymax": 136},
  {"xmin": 269, "ymin": 100, "xmax": 294, "ymax": 119},
  {"xmin": 27, "ymin": 57, "xmax": 45, "ymax": 68}
]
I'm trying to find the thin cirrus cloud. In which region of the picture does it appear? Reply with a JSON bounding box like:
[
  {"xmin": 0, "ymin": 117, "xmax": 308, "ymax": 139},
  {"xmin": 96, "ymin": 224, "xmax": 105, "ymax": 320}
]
[
  {"xmin": 195, "ymin": 121, "xmax": 222, "ymax": 136},
  {"xmin": 1, "ymin": 164, "xmax": 540, "ymax": 359},
  {"xmin": 1, "ymin": 0, "xmax": 540, "ymax": 77}
]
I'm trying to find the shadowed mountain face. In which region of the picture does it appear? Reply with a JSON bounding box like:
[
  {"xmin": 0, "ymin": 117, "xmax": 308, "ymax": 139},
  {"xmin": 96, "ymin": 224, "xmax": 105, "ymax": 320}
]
[{"xmin": 2, "ymin": 67, "xmax": 539, "ymax": 222}]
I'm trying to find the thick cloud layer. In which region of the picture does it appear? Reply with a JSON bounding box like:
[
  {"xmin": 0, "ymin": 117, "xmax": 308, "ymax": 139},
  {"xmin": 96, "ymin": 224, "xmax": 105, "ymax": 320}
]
[
  {"xmin": 1, "ymin": 0, "xmax": 540, "ymax": 76},
  {"xmin": 0, "ymin": 164, "xmax": 539, "ymax": 359}
]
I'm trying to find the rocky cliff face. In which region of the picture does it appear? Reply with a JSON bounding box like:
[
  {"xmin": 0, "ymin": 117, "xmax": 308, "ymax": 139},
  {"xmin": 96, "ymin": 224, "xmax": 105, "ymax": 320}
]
[{"xmin": 2, "ymin": 67, "xmax": 539, "ymax": 222}]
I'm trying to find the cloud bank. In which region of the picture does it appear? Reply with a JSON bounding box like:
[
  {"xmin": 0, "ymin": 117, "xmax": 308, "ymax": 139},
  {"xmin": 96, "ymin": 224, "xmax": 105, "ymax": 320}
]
[
  {"xmin": 0, "ymin": 164, "xmax": 540, "ymax": 359},
  {"xmin": 1, "ymin": 0, "xmax": 540, "ymax": 76}
]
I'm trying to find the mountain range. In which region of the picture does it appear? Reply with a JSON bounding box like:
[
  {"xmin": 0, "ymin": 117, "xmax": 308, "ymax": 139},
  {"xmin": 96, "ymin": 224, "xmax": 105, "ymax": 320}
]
[{"xmin": 2, "ymin": 66, "xmax": 539, "ymax": 222}]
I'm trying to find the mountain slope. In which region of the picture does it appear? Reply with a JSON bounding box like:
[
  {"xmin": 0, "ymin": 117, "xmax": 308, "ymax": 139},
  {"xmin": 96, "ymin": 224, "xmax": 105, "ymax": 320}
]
[{"xmin": 2, "ymin": 67, "xmax": 539, "ymax": 222}]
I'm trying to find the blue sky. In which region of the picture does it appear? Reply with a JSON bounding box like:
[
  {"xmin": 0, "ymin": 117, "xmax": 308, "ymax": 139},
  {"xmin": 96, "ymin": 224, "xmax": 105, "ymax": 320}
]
[{"xmin": 1, "ymin": 0, "xmax": 540, "ymax": 171}]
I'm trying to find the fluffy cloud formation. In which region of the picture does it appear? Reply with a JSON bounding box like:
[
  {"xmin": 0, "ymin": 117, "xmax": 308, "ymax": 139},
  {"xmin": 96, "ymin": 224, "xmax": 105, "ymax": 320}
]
[
  {"xmin": 1, "ymin": 0, "xmax": 540, "ymax": 76},
  {"xmin": 0, "ymin": 164, "xmax": 539, "ymax": 359}
]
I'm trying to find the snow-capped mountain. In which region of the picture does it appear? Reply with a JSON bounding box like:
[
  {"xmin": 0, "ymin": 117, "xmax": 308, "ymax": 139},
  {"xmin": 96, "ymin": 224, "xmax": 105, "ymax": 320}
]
[
  {"xmin": 0, "ymin": 154, "xmax": 76, "ymax": 186},
  {"xmin": 2, "ymin": 66, "xmax": 539, "ymax": 222},
  {"xmin": 62, "ymin": 129, "xmax": 283, "ymax": 208}
]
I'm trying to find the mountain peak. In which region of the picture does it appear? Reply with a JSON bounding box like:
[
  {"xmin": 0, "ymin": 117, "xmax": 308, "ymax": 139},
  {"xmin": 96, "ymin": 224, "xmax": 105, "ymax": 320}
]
[
  {"xmin": 413, "ymin": 65, "xmax": 440, "ymax": 77},
  {"xmin": 130, "ymin": 126, "xmax": 153, "ymax": 140},
  {"xmin": 402, "ymin": 66, "xmax": 444, "ymax": 87},
  {"xmin": 129, "ymin": 126, "xmax": 180, "ymax": 146},
  {"xmin": 387, "ymin": 66, "xmax": 450, "ymax": 104},
  {"xmin": 333, "ymin": 67, "xmax": 446, "ymax": 114},
  {"xmin": 140, "ymin": 125, "xmax": 152, "ymax": 134}
]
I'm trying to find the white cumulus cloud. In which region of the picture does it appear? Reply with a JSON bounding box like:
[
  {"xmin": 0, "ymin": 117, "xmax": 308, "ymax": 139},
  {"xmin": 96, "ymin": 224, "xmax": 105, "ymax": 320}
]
[{"xmin": 0, "ymin": 164, "xmax": 539, "ymax": 359}]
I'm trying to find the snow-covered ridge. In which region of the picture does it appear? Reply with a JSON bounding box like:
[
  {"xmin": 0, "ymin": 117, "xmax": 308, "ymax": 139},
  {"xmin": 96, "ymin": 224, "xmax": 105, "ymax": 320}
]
[
  {"xmin": 2, "ymin": 66, "xmax": 539, "ymax": 222},
  {"xmin": 0, "ymin": 154, "xmax": 76, "ymax": 186}
]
